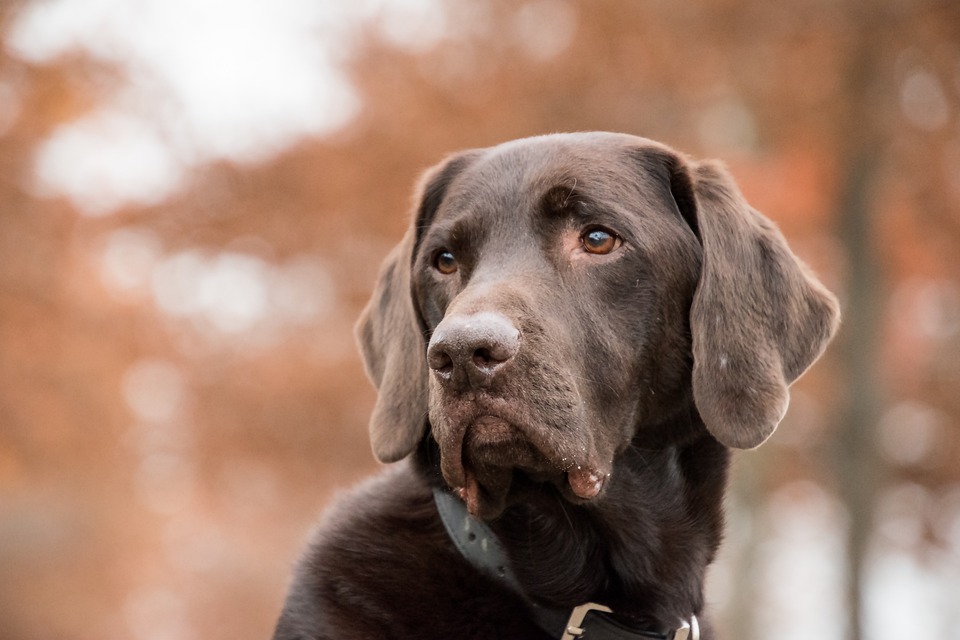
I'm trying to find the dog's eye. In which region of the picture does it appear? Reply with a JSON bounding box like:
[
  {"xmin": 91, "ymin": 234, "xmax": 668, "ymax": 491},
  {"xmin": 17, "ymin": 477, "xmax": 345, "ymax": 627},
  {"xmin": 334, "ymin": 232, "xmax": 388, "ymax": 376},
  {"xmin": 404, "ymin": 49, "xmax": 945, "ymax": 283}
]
[
  {"xmin": 580, "ymin": 228, "xmax": 621, "ymax": 255},
  {"xmin": 434, "ymin": 250, "xmax": 458, "ymax": 275}
]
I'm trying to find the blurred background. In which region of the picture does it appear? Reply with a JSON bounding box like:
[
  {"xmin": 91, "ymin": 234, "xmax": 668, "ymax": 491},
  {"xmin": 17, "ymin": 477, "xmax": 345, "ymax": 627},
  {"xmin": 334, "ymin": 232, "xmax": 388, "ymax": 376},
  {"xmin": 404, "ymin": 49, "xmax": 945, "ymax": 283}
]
[{"xmin": 0, "ymin": 0, "xmax": 958, "ymax": 638}]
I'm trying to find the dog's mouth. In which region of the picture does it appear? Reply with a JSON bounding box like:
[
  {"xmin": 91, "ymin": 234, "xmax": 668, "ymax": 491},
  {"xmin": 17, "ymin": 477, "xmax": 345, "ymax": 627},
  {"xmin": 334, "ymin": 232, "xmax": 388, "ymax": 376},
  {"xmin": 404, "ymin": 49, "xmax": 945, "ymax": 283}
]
[{"xmin": 436, "ymin": 412, "xmax": 611, "ymax": 520}]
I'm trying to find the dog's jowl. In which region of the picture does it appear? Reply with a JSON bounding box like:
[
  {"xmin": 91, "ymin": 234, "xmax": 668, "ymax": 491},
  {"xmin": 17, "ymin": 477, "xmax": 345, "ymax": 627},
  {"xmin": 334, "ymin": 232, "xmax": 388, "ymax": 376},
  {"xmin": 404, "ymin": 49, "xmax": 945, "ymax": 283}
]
[{"xmin": 272, "ymin": 132, "xmax": 840, "ymax": 640}]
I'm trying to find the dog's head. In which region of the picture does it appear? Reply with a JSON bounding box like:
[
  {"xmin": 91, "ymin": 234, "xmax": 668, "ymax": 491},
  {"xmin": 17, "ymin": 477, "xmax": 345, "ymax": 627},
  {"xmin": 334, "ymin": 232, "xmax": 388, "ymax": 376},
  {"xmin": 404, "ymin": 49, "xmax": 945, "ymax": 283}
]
[{"xmin": 356, "ymin": 133, "xmax": 839, "ymax": 519}]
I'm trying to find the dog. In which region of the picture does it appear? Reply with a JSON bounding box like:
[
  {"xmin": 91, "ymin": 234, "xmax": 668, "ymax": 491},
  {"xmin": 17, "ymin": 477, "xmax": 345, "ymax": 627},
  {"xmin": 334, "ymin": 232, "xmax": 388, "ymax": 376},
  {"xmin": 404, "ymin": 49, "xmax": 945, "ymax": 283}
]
[{"xmin": 272, "ymin": 132, "xmax": 839, "ymax": 640}]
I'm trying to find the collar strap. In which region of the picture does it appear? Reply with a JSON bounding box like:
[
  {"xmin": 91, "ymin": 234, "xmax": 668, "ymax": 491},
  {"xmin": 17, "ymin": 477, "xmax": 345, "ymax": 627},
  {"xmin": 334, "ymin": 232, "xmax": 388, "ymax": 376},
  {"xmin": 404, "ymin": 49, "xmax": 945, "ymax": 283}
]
[{"xmin": 433, "ymin": 488, "xmax": 699, "ymax": 640}]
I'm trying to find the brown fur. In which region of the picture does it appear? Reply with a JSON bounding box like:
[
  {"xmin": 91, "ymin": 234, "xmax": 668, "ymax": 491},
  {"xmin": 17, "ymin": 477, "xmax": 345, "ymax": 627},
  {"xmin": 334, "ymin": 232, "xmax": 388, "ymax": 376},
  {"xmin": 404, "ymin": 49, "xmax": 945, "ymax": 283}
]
[{"xmin": 273, "ymin": 133, "xmax": 839, "ymax": 640}]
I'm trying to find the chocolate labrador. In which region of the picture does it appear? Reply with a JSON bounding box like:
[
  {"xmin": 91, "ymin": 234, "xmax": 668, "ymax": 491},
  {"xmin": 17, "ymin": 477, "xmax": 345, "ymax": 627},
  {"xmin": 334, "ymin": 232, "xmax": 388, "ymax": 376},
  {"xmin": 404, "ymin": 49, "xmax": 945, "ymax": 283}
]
[{"xmin": 273, "ymin": 132, "xmax": 839, "ymax": 640}]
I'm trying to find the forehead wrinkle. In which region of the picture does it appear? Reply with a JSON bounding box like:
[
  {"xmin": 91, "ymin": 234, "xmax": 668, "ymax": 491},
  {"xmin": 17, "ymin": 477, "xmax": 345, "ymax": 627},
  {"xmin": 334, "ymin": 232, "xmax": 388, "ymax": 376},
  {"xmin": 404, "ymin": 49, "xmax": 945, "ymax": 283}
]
[
  {"xmin": 438, "ymin": 153, "xmax": 541, "ymax": 228},
  {"xmin": 432, "ymin": 142, "xmax": 674, "ymax": 255}
]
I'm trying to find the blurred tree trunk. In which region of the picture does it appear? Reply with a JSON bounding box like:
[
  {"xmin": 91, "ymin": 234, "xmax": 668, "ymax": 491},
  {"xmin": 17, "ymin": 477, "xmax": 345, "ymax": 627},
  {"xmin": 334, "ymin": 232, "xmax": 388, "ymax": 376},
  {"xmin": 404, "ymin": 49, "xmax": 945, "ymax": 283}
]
[
  {"xmin": 834, "ymin": 146, "xmax": 884, "ymax": 640},
  {"xmin": 830, "ymin": 11, "xmax": 889, "ymax": 640},
  {"xmin": 725, "ymin": 455, "xmax": 764, "ymax": 640}
]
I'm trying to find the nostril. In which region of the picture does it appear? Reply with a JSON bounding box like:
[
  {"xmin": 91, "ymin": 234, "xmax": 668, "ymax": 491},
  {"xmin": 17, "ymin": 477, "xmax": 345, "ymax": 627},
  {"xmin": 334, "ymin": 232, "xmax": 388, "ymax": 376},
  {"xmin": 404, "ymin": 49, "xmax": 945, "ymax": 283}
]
[
  {"xmin": 428, "ymin": 348, "xmax": 454, "ymax": 375},
  {"xmin": 472, "ymin": 345, "xmax": 510, "ymax": 369},
  {"xmin": 473, "ymin": 348, "xmax": 492, "ymax": 367}
]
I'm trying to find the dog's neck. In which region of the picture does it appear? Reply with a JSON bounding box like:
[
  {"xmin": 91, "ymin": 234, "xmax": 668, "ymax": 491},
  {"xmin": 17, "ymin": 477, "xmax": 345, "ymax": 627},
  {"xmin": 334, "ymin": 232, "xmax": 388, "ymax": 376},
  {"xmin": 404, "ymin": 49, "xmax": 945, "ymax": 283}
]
[{"xmin": 416, "ymin": 415, "xmax": 728, "ymax": 631}]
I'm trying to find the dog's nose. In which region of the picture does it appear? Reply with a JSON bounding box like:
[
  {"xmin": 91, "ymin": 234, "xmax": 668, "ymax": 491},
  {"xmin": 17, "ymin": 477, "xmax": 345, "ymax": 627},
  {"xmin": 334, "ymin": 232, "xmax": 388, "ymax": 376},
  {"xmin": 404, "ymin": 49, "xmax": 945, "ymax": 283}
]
[{"xmin": 428, "ymin": 312, "xmax": 520, "ymax": 389}]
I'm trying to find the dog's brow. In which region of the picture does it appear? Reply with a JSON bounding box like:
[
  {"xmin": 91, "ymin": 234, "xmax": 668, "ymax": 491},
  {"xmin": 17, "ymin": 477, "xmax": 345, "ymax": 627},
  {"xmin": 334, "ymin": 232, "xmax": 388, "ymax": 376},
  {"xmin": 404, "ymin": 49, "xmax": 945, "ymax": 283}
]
[
  {"xmin": 560, "ymin": 179, "xmax": 578, "ymax": 209},
  {"xmin": 540, "ymin": 180, "xmax": 588, "ymax": 216}
]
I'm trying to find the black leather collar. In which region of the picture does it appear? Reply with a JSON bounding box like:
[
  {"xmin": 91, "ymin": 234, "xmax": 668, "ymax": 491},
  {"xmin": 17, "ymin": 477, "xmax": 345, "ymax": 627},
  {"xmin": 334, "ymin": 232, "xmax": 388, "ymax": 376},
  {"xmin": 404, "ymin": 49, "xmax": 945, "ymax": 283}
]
[{"xmin": 433, "ymin": 488, "xmax": 699, "ymax": 640}]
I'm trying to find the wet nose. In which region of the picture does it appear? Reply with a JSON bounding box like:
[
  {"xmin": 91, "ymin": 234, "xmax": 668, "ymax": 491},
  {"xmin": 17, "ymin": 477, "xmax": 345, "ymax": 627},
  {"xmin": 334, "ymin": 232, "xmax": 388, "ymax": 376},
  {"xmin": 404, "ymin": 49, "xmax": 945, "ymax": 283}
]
[{"xmin": 427, "ymin": 312, "xmax": 520, "ymax": 389}]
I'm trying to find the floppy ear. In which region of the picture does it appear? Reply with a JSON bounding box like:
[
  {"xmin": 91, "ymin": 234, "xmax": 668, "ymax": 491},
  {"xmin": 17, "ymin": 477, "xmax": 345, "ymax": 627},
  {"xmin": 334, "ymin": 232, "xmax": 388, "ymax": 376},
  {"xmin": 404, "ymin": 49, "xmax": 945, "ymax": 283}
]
[
  {"xmin": 355, "ymin": 153, "xmax": 475, "ymax": 462},
  {"xmin": 681, "ymin": 160, "xmax": 840, "ymax": 449}
]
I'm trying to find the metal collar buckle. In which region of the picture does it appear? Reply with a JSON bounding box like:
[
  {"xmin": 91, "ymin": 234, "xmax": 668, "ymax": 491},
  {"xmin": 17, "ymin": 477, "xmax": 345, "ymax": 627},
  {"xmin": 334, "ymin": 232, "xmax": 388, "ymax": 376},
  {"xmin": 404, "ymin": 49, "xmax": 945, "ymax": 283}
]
[
  {"xmin": 673, "ymin": 615, "xmax": 700, "ymax": 640},
  {"xmin": 560, "ymin": 603, "xmax": 613, "ymax": 640},
  {"xmin": 559, "ymin": 603, "xmax": 699, "ymax": 640}
]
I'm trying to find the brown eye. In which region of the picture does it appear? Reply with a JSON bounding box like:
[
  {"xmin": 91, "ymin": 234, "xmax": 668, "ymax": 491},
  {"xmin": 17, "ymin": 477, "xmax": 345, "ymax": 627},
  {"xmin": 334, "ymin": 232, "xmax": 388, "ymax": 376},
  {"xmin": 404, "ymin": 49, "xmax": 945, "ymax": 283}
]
[
  {"xmin": 435, "ymin": 250, "xmax": 458, "ymax": 274},
  {"xmin": 580, "ymin": 228, "xmax": 621, "ymax": 255}
]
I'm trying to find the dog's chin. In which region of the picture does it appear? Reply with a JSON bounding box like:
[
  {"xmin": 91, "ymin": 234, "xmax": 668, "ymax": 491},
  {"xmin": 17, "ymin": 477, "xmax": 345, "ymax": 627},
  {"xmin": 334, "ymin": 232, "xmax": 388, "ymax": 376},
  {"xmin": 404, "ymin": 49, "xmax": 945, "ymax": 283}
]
[
  {"xmin": 446, "ymin": 415, "xmax": 604, "ymax": 520},
  {"xmin": 454, "ymin": 416, "xmax": 541, "ymax": 520}
]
